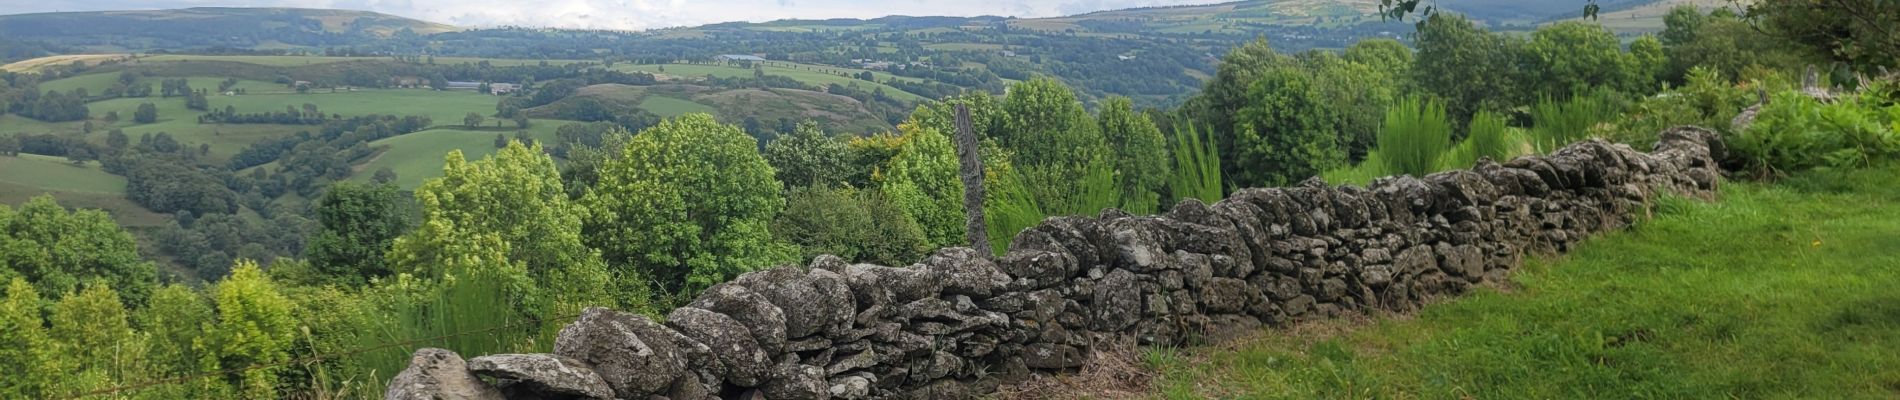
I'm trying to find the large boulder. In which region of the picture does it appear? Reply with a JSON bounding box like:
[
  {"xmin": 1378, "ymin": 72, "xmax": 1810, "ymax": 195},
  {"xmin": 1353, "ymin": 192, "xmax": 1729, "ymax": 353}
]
[
  {"xmin": 553, "ymin": 308, "xmax": 689, "ymax": 398},
  {"xmin": 467, "ymin": 354, "xmax": 614, "ymax": 400},
  {"xmin": 687, "ymin": 283, "xmax": 790, "ymax": 355},
  {"xmin": 762, "ymin": 363, "xmax": 827, "ymax": 399},
  {"xmin": 666, "ymin": 307, "xmax": 773, "ymax": 387},
  {"xmin": 921, "ymin": 247, "xmax": 1011, "ymax": 297},
  {"xmin": 384, "ymin": 348, "xmax": 505, "ymax": 400},
  {"xmin": 733, "ymin": 265, "xmax": 854, "ymax": 339}
]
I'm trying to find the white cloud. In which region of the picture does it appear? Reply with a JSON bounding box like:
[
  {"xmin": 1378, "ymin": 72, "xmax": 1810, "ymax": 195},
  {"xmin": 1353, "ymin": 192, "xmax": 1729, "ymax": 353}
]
[{"xmin": 2, "ymin": 0, "xmax": 1223, "ymax": 30}]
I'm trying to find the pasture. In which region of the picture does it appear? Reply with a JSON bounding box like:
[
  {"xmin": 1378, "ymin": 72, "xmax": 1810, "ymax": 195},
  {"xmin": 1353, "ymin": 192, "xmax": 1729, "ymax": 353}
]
[
  {"xmin": 1146, "ymin": 165, "xmax": 1900, "ymax": 399},
  {"xmin": 349, "ymin": 124, "xmax": 564, "ymax": 190},
  {"xmin": 0, "ymin": 54, "xmax": 131, "ymax": 72},
  {"xmin": 0, "ymin": 154, "xmax": 170, "ymax": 227}
]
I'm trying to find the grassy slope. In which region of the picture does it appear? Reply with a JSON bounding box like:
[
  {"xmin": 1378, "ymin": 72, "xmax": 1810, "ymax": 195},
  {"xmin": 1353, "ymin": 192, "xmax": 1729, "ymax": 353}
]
[
  {"xmin": 639, "ymin": 95, "xmax": 717, "ymax": 117},
  {"xmin": 348, "ymin": 124, "xmax": 563, "ymax": 190},
  {"xmin": 1148, "ymin": 165, "xmax": 1900, "ymax": 398},
  {"xmin": 0, "ymin": 154, "xmax": 170, "ymax": 227}
]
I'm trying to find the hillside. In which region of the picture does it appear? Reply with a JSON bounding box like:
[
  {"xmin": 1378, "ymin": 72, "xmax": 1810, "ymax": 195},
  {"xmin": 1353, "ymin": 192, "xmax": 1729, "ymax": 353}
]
[
  {"xmin": 0, "ymin": 7, "xmax": 458, "ymax": 52},
  {"xmin": 524, "ymin": 84, "xmax": 897, "ymax": 135}
]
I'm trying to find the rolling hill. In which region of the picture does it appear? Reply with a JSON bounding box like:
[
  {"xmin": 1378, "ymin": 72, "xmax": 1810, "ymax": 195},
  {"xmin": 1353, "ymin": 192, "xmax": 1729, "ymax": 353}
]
[
  {"xmin": 0, "ymin": 7, "xmax": 459, "ymax": 52},
  {"xmin": 524, "ymin": 84, "xmax": 897, "ymax": 135}
]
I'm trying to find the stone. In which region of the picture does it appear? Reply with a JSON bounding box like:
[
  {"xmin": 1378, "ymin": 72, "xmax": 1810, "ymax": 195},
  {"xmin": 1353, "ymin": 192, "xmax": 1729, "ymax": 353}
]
[
  {"xmin": 1091, "ymin": 268, "xmax": 1143, "ymax": 331},
  {"xmin": 687, "ymin": 283, "xmax": 789, "ymax": 355},
  {"xmin": 734, "ymin": 265, "xmax": 854, "ymax": 339},
  {"xmin": 1200, "ymin": 277, "xmax": 1256, "ymax": 314},
  {"xmin": 467, "ymin": 354, "xmax": 613, "ymax": 400},
  {"xmin": 922, "ymin": 247, "xmax": 1012, "ymax": 297},
  {"xmin": 762, "ymin": 363, "xmax": 827, "ymax": 400},
  {"xmin": 828, "ymin": 375, "xmax": 873, "ymax": 399},
  {"xmin": 1021, "ymin": 343, "xmax": 1083, "ymax": 369},
  {"xmin": 385, "ymin": 348, "xmax": 505, "ymax": 400},
  {"xmin": 665, "ymin": 307, "xmax": 771, "ymax": 387},
  {"xmin": 553, "ymin": 308, "xmax": 688, "ymax": 398}
]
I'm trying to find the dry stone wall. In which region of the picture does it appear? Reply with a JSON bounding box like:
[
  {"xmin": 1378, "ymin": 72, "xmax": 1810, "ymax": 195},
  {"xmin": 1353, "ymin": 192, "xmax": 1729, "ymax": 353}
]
[{"xmin": 387, "ymin": 128, "xmax": 1726, "ymax": 400}]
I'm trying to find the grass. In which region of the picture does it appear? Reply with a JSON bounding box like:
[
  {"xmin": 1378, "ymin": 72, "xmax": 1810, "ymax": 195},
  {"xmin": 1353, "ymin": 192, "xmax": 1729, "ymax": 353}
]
[
  {"xmin": 1148, "ymin": 165, "xmax": 1900, "ymax": 399},
  {"xmin": 638, "ymin": 95, "xmax": 717, "ymax": 117},
  {"xmin": 0, "ymin": 54, "xmax": 129, "ymax": 72},
  {"xmin": 0, "ymin": 154, "xmax": 170, "ymax": 227},
  {"xmin": 39, "ymin": 74, "xmax": 289, "ymax": 95},
  {"xmin": 0, "ymin": 154, "xmax": 125, "ymax": 194},
  {"xmin": 348, "ymin": 125, "xmax": 562, "ymax": 190}
]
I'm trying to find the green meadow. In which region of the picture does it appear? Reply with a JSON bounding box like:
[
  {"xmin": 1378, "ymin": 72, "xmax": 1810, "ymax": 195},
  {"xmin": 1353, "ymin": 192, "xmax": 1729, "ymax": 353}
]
[
  {"xmin": 1147, "ymin": 165, "xmax": 1900, "ymax": 399},
  {"xmin": 0, "ymin": 154, "xmax": 170, "ymax": 227},
  {"xmin": 349, "ymin": 124, "xmax": 564, "ymax": 190}
]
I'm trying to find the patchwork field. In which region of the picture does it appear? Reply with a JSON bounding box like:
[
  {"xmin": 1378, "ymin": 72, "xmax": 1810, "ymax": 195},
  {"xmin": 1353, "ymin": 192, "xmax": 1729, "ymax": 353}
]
[
  {"xmin": 614, "ymin": 62, "xmax": 928, "ymax": 103},
  {"xmin": 1144, "ymin": 165, "xmax": 1900, "ymax": 399}
]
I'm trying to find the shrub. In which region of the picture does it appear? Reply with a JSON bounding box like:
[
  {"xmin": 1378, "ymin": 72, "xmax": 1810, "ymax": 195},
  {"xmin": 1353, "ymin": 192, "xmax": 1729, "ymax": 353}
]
[
  {"xmin": 1731, "ymin": 91, "xmax": 1900, "ymax": 175},
  {"xmin": 1530, "ymin": 90, "xmax": 1618, "ymax": 153},
  {"xmin": 1378, "ymin": 96, "xmax": 1453, "ymax": 177}
]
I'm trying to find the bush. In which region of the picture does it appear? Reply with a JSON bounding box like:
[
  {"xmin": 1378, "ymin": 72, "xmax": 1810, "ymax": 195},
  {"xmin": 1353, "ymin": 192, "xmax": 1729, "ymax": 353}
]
[
  {"xmin": 1730, "ymin": 91, "xmax": 1900, "ymax": 175},
  {"xmin": 1378, "ymin": 96, "xmax": 1453, "ymax": 177},
  {"xmin": 1530, "ymin": 90, "xmax": 1618, "ymax": 153}
]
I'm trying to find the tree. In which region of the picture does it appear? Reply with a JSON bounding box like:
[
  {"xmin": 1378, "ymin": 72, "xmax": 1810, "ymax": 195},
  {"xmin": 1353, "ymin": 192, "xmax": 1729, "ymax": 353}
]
[
  {"xmin": 764, "ymin": 121, "xmax": 851, "ymax": 189},
  {"xmin": 1661, "ymin": 7, "xmax": 1800, "ymax": 82},
  {"xmin": 1527, "ymin": 22, "xmax": 1652, "ymax": 97},
  {"xmin": 0, "ymin": 279, "xmax": 57, "ymax": 399},
  {"xmin": 105, "ymin": 129, "xmax": 129, "ymax": 151},
  {"xmin": 391, "ymin": 142, "xmax": 621, "ymax": 310},
  {"xmin": 139, "ymin": 284, "xmax": 213, "ymax": 383},
  {"xmin": 133, "ymin": 102, "xmax": 158, "ymax": 123},
  {"xmin": 429, "ymin": 72, "xmax": 449, "ymax": 90},
  {"xmin": 49, "ymin": 283, "xmax": 141, "ymax": 387},
  {"xmin": 1183, "ymin": 39, "xmax": 1292, "ymax": 183},
  {"xmin": 1232, "ymin": 67, "xmax": 1345, "ymax": 187},
  {"xmin": 773, "ymin": 186, "xmax": 929, "ymax": 266},
  {"xmin": 584, "ymin": 114, "xmax": 789, "ymax": 296},
  {"xmin": 465, "ymin": 112, "xmax": 484, "ymax": 127},
  {"xmin": 1306, "ymin": 49, "xmax": 1404, "ymax": 160},
  {"xmin": 1744, "ymin": 0, "xmax": 1899, "ymax": 70},
  {"xmin": 1096, "ymin": 97, "xmax": 1170, "ymax": 214},
  {"xmin": 1413, "ymin": 13, "xmax": 1528, "ymax": 124},
  {"xmin": 305, "ymin": 183, "xmax": 410, "ymax": 282},
  {"xmin": 209, "ymin": 261, "xmax": 295, "ymax": 399},
  {"xmin": 999, "ymin": 78, "xmax": 1115, "ymax": 213},
  {"xmin": 0, "ymin": 196, "xmax": 158, "ymax": 307},
  {"xmin": 880, "ymin": 122, "xmax": 966, "ymax": 248},
  {"xmin": 372, "ymin": 167, "xmax": 398, "ymax": 184}
]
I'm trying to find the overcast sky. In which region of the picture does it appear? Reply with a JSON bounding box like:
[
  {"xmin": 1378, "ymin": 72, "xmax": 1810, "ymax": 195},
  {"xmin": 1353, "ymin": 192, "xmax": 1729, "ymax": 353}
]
[{"xmin": 0, "ymin": 0, "xmax": 1228, "ymax": 30}]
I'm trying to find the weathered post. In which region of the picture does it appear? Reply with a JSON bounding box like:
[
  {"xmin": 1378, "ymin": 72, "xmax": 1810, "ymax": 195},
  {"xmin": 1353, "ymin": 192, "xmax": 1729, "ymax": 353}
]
[{"xmin": 954, "ymin": 104, "xmax": 991, "ymax": 255}]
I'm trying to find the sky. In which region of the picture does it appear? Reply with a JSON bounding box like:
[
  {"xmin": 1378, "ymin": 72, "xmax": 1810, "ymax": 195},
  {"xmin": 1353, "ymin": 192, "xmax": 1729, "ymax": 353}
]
[{"xmin": 0, "ymin": 0, "xmax": 1228, "ymax": 30}]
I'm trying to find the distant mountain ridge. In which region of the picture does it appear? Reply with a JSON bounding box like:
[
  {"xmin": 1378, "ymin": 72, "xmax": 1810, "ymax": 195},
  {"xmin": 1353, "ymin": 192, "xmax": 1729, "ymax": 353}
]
[{"xmin": 0, "ymin": 7, "xmax": 458, "ymax": 51}]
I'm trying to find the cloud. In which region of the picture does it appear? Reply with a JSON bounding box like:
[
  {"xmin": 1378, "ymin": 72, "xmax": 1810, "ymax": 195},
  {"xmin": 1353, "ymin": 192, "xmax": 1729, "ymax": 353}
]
[{"xmin": 1, "ymin": 0, "xmax": 1222, "ymax": 30}]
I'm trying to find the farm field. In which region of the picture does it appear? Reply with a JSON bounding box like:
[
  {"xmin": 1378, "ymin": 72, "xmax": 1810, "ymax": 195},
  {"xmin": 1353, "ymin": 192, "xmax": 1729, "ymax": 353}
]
[
  {"xmin": 638, "ymin": 95, "xmax": 717, "ymax": 117},
  {"xmin": 614, "ymin": 62, "xmax": 929, "ymax": 103},
  {"xmin": 348, "ymin": 124, "xmax": 564, "ymax": 190},
  {"xmin": 1557, "ymin": 0, "xmax": 1734, "ymax": 35},
  {"xmin": 0, "ymin": 54, "xmax": 130, "ymax": 72},
  {"xmin": 0, "ymin": 154, "xmax": 170, "ymax": 227},
  {"xmin": 39, "ymin": 74, "xmax": 288, "ymax": 95},
  {"xmin": 1144, "ymin": 165, "xmax": 1900, "ymax": 399}
]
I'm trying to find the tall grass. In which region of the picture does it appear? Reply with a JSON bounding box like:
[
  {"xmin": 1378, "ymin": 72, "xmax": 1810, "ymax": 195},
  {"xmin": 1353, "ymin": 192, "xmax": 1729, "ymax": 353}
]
[
  {"xmin": 1530, "ymin": 90, "xmax": 1618, "ymax": 153},
  {"xmin": 984, "ymin": 163, "xmax": 1045, "ymax": 255},
  {"xmin": 1149, "ymin": 164, "xmax": 1900, "ymax": 399},
  {"xmin": 1465, "ymin": 110, "xmax": 1512, "ymax": 163},
  {"xmin": 1378, "ymin": 96, "xmax": 1453, "ymax": 177},
  {"xmin": 1168, "ymin": 121, "xmax": 1223, "ymax": 204},
  {"xmin": 345, "ymin": 266, "xmax": 538, "ymax": 395}
]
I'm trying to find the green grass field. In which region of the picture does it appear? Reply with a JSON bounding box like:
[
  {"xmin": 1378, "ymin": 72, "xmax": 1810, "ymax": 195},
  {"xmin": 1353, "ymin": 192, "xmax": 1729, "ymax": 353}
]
[
  {"xmin": 1146, "ymin": 165, "xmax": 1900, "ymax": 399},
  {"xmin": 139, "ymin": 54, "xmax": 384, "ymax": 66},
  {"xmin": 39, "ymin": 74, "xmax": 292, "ymax": 96},
  {"xmin": 0, "ymin": 154, "xmax": 171, "ymax": 227},
  {"xmin": 638, "ymin": 95, "xmax": 717, "ymax": 117},
  {"xmin": 0, "ymin": 154, "xmax": 125, "ymax": 194},
  {"xmin": 349, "ymin": 125, "xmax": 563, "ymax": 190},
  {"xmin": 614, "ymin": 62, "xmax": 928, "ymax": 103}
]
